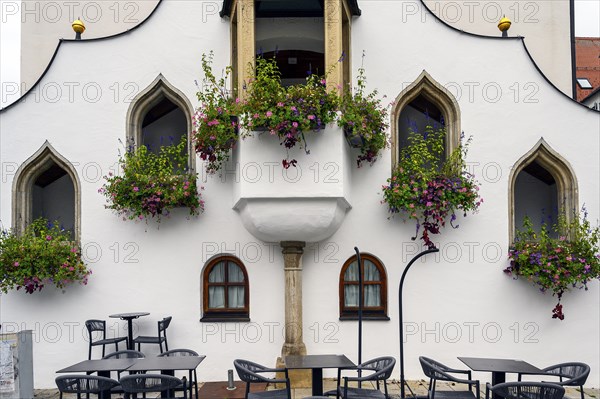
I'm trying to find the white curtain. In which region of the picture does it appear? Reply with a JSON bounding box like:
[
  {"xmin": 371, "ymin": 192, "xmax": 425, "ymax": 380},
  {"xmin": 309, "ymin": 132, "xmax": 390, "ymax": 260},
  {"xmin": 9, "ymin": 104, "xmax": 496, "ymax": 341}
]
[
  {"xmin": 343, "ymin": 260, "xmax": 381, "ymax": 307},
  {"xmin": 208, "ymin": 262, "xmax": 225, "ymax": 308},
  {"xmin": 227, "ymin": 263, "xmax": 245, "ymax": 308}
]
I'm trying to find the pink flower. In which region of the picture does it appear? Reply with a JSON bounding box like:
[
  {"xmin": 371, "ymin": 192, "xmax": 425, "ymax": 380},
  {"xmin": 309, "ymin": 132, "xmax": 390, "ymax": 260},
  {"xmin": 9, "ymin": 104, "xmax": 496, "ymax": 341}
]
[
  {"xmin": 426, "ymin": 202, "xmax": 433, "ymax": 207},
  {"xmin": 46, "ymin": 235, "xmax": 52, "ymax": 241},
  {"xmin": 210, "ymin": 135, "xmax": 216, "ymax": 140},
  {"xmin": 253, "ymin": 113, "xmax": 259, "ymax": 119},
  {"xmin": 133, "ymin": 187, "xmax": 139, "ymax": 192},
  {"xmin": 409, "ymin": 204, "xmax": 415, "ymax": 209},
  {"xmin": 71, "ymin": 247, "xmax": 78, "ymax": 253},
  {"xmin": 320, "ymin": 79, "xmax": 326, "ymax": 85},
  {"xmin": 277, "ymin": 102, "xmax": 284, "ymax": 107},
  {"xmin": 308, "ymin": 115, "xmax": 315, "ymax": 120},
  {"xmin": 13, "ymin": 262, "xmax": 19, "ymax": 267},
  {"xmin": 291, "ymin": 106, "xmax": 297, "ymax": 111},
  {"xmin": 292, "ymin": 122, "xmax": 298, "ymax": 128},
  {"xmin": 69, "ymin": 267, "xmax": 75, "ymax": 272},
  {"xmin": 266, "ymin": 111, "xmax": 273, "ymax": 117}
]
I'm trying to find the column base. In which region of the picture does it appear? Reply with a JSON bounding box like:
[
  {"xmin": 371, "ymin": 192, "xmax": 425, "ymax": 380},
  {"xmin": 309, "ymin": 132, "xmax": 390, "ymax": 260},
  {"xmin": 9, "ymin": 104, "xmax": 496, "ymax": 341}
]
[{"xmin": 276, "ymin": 357, "xmax": 312, "ymax": 389}]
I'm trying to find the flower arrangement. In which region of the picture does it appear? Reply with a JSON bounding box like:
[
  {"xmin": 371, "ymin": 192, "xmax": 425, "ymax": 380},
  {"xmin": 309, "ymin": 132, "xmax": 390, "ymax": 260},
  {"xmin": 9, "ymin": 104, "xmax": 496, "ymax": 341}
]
[
  {"xmin": 100, "ymin": 136, "xmax": 203, "ymax": 222},
  {"xmin": 382, "ymin": 126, "xmax": 482, "ymax": 249},
  {"xmin": 0, "ymin": 218, "xmax": 91, "ymax": 294},
  {"xmin": 193, "ymin": 51, "xmax": 240, "ymax": 174},
  {"xmin": 505, "ymin": 208, "xmax": 600, "ymax": 320},
  {"xmin": 240, "ymin": 57, "xmax": 339, "ymax": 168},
  {"xmin": 338, "ymin": 54, "xmax": 390, "ymax": 167}
]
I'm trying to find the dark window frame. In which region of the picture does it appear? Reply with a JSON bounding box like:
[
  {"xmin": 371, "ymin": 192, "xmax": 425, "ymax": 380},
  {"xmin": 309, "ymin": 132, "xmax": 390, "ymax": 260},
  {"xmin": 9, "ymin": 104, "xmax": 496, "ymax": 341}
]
[
  {"xmin": 201, "ymin": 255, "xmax": 250, "ymax": 322},
  {"xmin": 339, "ymin": 253, "xmax": 389, "ymax": 321}
]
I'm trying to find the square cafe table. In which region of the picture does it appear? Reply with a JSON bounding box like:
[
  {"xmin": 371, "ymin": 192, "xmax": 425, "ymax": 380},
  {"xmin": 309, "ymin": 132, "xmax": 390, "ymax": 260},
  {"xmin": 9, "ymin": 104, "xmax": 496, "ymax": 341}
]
[
  {"xmin": 56, "ymin": 358, "xmax": 138, "ymax": 399},
  {"xmin": 127, "ymin": 355, "xmax": 206, "ymax": 399},
  {"xmin": 285, "ymin": 354, "xmax": 356, "ymax": 396},
  {"xmin": 458, "ymin": 357, "xmax": 543, "ymax": 399}
]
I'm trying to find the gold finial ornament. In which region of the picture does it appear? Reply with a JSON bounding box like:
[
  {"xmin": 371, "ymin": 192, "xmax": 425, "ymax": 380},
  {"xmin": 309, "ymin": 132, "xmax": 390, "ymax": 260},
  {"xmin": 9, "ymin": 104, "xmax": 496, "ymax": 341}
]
[
  {"xmin": 72, "ymin": 19, "xmax": 85, "ymax": 34},
  {"xmin": 498, "ymin": 15, "xmax": 511, "ymax": 32}
]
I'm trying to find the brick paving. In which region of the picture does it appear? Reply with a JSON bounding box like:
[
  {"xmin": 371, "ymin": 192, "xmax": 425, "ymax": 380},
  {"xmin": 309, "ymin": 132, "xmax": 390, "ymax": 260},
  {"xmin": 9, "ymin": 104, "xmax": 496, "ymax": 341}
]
[{"xmin": 34, "ymin": 378, "xmax": 599, "ymax": 399}]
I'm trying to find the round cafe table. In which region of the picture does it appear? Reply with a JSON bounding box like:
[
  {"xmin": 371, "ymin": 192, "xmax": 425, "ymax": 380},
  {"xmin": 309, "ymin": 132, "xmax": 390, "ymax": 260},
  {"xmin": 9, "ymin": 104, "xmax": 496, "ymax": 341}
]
[{"xmin": 109, "ymin": 312, "xmax": 150, "ymax": 350}]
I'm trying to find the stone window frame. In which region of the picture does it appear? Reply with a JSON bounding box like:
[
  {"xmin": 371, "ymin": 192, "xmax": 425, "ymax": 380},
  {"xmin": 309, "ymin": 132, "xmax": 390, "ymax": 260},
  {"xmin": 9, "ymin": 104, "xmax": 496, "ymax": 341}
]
[
  {"xmin": 339, "ymin": 253, "xmax": 389, "ymax": 321},
  {"xmin": 391, "ymin": 70, "xmax": 461, "ymax": 170},
  {"xmin": 125, "ymin": 74, "xmax": 196, "ymax": 172},
  {"xmin": 12, "ymin": 141, "xmax": 82, "ymax": 241},
  {"xmin": 508, "ymin": 138, "xmax": 579, "ymax": 243},
  {"xmin": 228, "ymin": 0, "xmax": 354, "ymax": 97},
  {"xmin": 201, "ymin": 255, "xmax": 250, "ymax": 322}
]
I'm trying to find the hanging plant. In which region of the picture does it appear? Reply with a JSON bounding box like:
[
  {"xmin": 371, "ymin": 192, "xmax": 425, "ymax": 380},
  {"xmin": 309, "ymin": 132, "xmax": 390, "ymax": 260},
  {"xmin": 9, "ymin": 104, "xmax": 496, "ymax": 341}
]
[
  {"xmin": 506, "ymin": 208, "xmax": 600, "ymax": 320},
  {"xmin": 382, "ymin": 127, "xmax": 482, "ymax": 249},
  {"xmin": 240, "ymin": 57, "xmax": 339, "ymax": 169},
  {"xmin": 0, "ymin": 218, "xmax": 91, "ymax": 294},
  {"xmin": 193, "ymin": 51, "xmax": 241, "ymax": 174},
  {"xmin": 338, "ymin": 52, "xmax": 390, "ymax": 167},
  {"xmin": 100, "ymin": 136, "xmax": 203, "ymax": 222}
]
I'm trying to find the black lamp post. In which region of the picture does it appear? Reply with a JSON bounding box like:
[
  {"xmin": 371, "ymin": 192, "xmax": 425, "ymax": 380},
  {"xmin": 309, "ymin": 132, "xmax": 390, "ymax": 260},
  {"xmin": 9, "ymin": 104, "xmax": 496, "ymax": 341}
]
[
  {"xmin": 354, "ymin": 246, "xmax": 363, "ymax": 386},
  {"xmin": 398, "ymin": 248, "xmax": 439, "ymax": 399}
]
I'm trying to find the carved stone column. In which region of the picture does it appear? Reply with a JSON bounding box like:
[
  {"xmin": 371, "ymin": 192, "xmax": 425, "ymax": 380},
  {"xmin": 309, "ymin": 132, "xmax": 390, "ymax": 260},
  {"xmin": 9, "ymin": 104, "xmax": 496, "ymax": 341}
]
[
  {"xmin": 281, "ymin": 241, "xmax": 307, "ymax": 357},
  {"xmin": 276, "ymin": 241, "xmax": 310, "ymax": 388},
  {"xmin": 236, "ymin": 0, "xmax": 255, "ymax": 98},
  {"xmin": 324, "ymin": 0, "xmax": 343, "ymax": 91}
]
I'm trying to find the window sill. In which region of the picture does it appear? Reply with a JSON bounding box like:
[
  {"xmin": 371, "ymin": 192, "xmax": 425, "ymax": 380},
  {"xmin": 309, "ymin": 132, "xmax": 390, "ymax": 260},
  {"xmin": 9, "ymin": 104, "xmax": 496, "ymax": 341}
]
[
  {"xmin": 339, "ymin": 315, "xmax": 390, "ymax": 321},
  {"xmin": 200, "ymin": 316, "xmax": 250, "ymax": 323}
]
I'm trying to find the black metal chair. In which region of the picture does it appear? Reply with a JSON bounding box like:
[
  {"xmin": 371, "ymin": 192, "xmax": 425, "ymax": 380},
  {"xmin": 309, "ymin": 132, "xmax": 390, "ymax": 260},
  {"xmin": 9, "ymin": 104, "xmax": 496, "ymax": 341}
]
[
  {"xmin": 133, "ymin": 316, "xmax": 171, "ymax": 353},
  {"xmin": 518, "ymin": 363, "xmax": 589, "ymax": 399},
  {"xmin": 334, "ymin": 356, "xmax": 396, "ymax": 399},
  {"xmin": 55, "ymin": 375, "xmax": 119, "ymax": 399},
  {"xmin": 234, "ymin": 359, "xmax": 292, "ymax": 399},
  {"xmin": 85, "ymin": 319, "xmax": 127, "ymax": 360},
  {"xmin": 419, "ymin": 356, "xmax": 480, "ymax": 399},
  {"xmin": 120, "ymin": 373, "xmax": 187, "ymax": 399},
  {"xmin": 486, "ymin": 382, "xmax": 565, "ymax": 399},
  {"xmin": 158, "ymin": 349, "xmax": 201, "ymax": 398}
]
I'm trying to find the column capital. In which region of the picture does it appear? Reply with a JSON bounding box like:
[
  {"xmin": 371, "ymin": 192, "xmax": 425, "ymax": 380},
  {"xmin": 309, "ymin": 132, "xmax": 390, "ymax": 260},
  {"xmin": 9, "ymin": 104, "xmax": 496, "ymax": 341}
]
[{"xmin": 281, "ymin": 241, "xmax": 306, "ymax": 254}]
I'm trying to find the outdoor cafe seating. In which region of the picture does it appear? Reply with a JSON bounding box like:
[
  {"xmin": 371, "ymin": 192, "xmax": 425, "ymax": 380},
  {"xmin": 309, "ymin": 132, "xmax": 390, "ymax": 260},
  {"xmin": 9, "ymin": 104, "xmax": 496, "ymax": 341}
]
[
  {"xmin": 133, "ymin": 315, "xmax": 172, "ymax": 353},
  {"xmin": 486, "ymin": 382, "xmax": 565, "ymax": 399},
  {"xmin": 55, "ymin": 375, "xmax": 120, "ymax": 399},
  {"xmin": 120, "ymin": 373, "xmax": 188, "ymax": 399},
  {"xmin": 419, "ymin": 356, "xmax": 481, "ymax": 399},
  {"xmin": 85, "ymin": 319, "xmax": 127, "ymax": 360},
  {"xmin": 327, "ymin": 356, "xmax": 396, "ymax": 399},
  {"xmin": 518, "ymin": 362, "xmax": 590, "ymax": 399},
  {"xmin": 234, "ymin": 359, "xmax": 292, "ymax": 399}
]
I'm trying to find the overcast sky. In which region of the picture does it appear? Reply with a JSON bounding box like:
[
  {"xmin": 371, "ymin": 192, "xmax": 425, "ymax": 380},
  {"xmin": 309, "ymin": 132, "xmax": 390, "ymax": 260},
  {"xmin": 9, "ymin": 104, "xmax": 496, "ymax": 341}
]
[{"xmin": 1, "ymin": 0, "xmax": 599, "ymax": 107}]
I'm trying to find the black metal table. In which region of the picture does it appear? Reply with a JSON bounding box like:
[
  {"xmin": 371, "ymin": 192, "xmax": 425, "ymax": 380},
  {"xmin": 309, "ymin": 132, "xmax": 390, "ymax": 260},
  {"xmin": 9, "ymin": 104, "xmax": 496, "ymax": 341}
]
[
  {"xmin": 284, "ymin": 354, "xmax": 356, "ymax": 396},
  {"xmin": 109, "ymin": 312, "xmax": 150, "ymax": 350},
  {"xmin": 56, "ymin": 358, "xmax": 138, "ymax": 399},
  {"xmin": 458, "ymin": 357, "xmax": 543, "ymax": 399},
  {"xmin": 128, "ymin": 355, "xmax": 206, "ymax": 399}
]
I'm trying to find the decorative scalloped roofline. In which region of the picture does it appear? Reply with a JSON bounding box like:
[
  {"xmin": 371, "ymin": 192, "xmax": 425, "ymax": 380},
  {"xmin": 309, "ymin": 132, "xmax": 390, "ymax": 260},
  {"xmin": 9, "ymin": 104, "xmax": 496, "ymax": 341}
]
[
  {"xmin": 417, "ymin": 0, "xmax": 598, "ymax": 113},
  {"xmin": 0, "ymin": 0, "xmax": 164, "ymax": 113}
]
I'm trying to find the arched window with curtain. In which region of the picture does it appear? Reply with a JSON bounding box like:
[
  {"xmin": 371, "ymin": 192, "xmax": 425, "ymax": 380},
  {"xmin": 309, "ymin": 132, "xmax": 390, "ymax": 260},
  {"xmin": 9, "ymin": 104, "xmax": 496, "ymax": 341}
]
[
  {"xmin": 202, "ymin": 255, "xmax": 249, "ymax": 321},
  {"xmin": 339, "ymin": 254, "xmax": 388, "ymax": 320}
]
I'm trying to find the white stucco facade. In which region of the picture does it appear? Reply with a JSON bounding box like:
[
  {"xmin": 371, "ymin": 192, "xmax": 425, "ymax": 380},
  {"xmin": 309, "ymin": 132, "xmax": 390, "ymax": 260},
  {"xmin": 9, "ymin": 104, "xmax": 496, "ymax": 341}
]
[{"xmin": 0, "ymin": 0, "xmax": 599, "ymax": 390}]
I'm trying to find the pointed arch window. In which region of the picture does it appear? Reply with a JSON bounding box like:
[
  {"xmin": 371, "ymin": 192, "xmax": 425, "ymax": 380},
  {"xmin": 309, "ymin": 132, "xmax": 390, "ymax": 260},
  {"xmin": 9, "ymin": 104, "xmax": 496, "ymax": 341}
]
[
  {"xmin": 391, "ymin": 71, "xmax": 461, "ymax": 168},
  {"xmin": 12, "ymin": 142, "xmax": 81, "ymax": 240},
  {"xmin": 339, "ymin": 254, "xmax": 388, "ymax": 320},
  {"xmin": 202, "ymin": 255, "xmax": 250, "ymax": 322},
  {"xmin": 508, "ymin": 139, "xmax": 578, "ymax": 242},
  {"xmin": 126, "ymin": 75, "xmax": 195, "ymax": 170}
]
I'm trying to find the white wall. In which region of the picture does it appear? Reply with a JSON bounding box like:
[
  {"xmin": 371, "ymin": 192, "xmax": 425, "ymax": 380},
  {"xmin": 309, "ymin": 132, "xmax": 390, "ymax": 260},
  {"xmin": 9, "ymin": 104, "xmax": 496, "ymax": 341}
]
[
  {"xmin": 422, "ymin": 0, "xmax": 573, "ymax": 96},
  {"xmin": 0, "ymin": 0, "xmax": 598, "ymax": 389}
]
